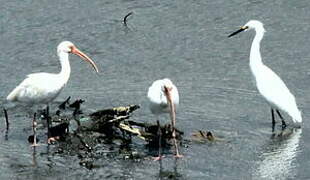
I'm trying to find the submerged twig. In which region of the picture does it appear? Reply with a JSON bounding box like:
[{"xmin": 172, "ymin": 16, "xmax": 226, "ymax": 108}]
[
  {"xmin": 108, "ymin": 115, "xmax": 129, "ymax": 123},
  {"xmin": 119, "ymin": 122, "xmax": 146, "ymax": 140},
  {"xmin": 58, "ymin": 96, "xmax": 71, "ymax": 110},
  {"xmin": 75, "ymin": 132, "xmax": 92, "ymax": 151},
  {"xmin": 127, "ymin": 120, "xmax": 149, "ymax": 128},
  {"xmin": 199, "ymin": 130, "xmax": 205, "ymax": 138},
  {"xmin": 3, "ymin": 108, "xmax": 9, "ymax": 130},
  {"xmin": 70, "ymin": 99, "xmax": 85, "ymax": 116},
  {"xmin": 69, "ymin": 99, "xmax": 85, "ymax": 109},
  {"xmin": 49, "ymin": 122, "xmax": 69, "ymax": 138},
  {"xmin": 191, "ymin": 130, "xmax": 223, "ymax": 142},
  {"xmin": 41, "ymin": 101, "xmax": 185, "ymax": 161},
  {"xmin": 123, "ymin": 12, "xmax": 133, "ymax": 26}
]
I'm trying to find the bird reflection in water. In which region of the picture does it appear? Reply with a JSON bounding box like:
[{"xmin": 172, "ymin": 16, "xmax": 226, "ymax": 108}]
[
  {"xmin": 254, "ymin": 128, "xmax": 302, "ymax": 179},
  {"xmin": 157, "ymin": 158, "xmax": 183, "ymax": 180},
  {"xmin": 32, "ymin": 146, "xmax": 38, "ymax": 167}
]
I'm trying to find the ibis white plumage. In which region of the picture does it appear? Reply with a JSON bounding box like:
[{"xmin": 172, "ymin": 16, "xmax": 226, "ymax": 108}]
[
  {"xmin": 228, "ymin": 20, "xmax": 302, "ymax": 129},
  {"xmin": 6, "ymin": 41, "xmax": 99, "ymax": 144},
  {"xmin": 147, "ymin": 78, "xmax": 182, "ymax": 159},
  {"xmin": 7, "ymin": 41, "xmax": 98, "ymax": 104}
]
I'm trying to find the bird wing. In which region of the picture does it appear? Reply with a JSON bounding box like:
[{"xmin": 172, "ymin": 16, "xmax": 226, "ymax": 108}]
[
  {"xmin": 7, "ymin": 79, "xmax": 37, "ymax": 102},
  {"xmin": 6, "ymin": 83, "xmax": 23, "ymax": 102},
  {"xmin": 255, "ymin": 65, "xmax": 298, "ymax": 113},
  {"xmin": 6, "ymin": 73, "xmax": 62, "ymax": 103},
  {"xmin": 147, "ymin": 80, "xmax": 170, "ymax": 114}
]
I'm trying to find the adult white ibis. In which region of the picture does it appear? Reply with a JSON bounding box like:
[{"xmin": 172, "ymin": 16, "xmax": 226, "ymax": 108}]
[
  {"xmin": 228, "ymin": 20, "xmax": 302, "ymax": 130},
  {"xmin": 6, "ymin": 41, "xmax": 99, "ymax": 145},
  {"xmin": 147, "ymin": 78, "xmax": 182, "ymax": 160}
]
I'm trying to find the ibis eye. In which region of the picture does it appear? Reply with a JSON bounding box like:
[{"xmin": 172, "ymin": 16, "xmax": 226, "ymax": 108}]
[{"xmin": 69, "ymin": 46, "xmax": 74, "ymax": 52}]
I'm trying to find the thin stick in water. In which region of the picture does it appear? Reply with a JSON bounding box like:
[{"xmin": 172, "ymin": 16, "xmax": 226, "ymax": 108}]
[{"xmin": 123, "ymin": 12, "xmax": 133, "ymax": 26}]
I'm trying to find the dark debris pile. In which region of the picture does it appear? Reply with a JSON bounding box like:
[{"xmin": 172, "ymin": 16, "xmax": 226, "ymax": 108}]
[{"xmin": 34, "ymin": 97, "xmax": 185, "ymax": 169}]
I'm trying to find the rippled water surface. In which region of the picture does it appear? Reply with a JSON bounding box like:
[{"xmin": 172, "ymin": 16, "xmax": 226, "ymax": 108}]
[{"xmin": 1, "ymin": 0, "xmax": 310, "ymax": 179}]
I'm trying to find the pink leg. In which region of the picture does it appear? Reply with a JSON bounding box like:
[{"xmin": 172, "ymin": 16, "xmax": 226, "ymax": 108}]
[{"xmin": 172, "ymin": 129, "xmax": 183, "ymax": 158}]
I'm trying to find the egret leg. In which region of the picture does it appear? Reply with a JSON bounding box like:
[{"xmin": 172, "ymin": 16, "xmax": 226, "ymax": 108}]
[
  {"xmin": 271, "ymin": 108, "xmax": 275, "ymax": 131},
  {"xmin": 276, "ymin": 110, "xmax": 286, "ymax": 129},
  {"xmin": 3, "ymin": 108, "xmax": 9, "ymax": 131},
  {"xmin": 153, "ymin": 120, "xmax": 164, "ymax": 161}
]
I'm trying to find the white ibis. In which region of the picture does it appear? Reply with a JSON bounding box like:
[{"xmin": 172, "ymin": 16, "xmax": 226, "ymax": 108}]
[
  {"xmin": 147, "ymin": 78, "xmax": 182, "ymax": 160},
  {"xmin": 228, "ymin": 20, "xmax": 302, "ymax": 130},
  {"xmin": 6, "ymin": 41, "xmax": 99, "ymax": 145}
]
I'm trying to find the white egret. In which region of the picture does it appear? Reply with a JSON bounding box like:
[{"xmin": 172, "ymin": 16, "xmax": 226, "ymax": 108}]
[
  {"xmin": 228, "ymin": 20, "xmax": 302, "ymax": 130},
  {"xmin": 147, "ymin": 78, "xmax": 182, "ymax": 160},
  {"xmin": 6, "ymin": 41, "xmax": 99, "ymax": 144}
]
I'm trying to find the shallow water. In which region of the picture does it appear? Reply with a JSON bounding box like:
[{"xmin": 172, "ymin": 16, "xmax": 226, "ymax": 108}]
[{"xmin": 1, "ymin": 0, "xmax": 310, "ymax": 179}]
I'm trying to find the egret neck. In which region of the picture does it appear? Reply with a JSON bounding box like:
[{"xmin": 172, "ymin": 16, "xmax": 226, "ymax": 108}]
[{"xmin": 249, "ymin": 27, "xmax": 265, "ymax": 77}]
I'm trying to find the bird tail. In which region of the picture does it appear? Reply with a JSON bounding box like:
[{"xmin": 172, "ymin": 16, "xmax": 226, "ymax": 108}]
[
  {"xmin": 6, "ymin": 86, "xmax": 21, "ymax": 102},
  {"xmin": 291, "ymin": 109, "xmax": 302, "ymax": 123}
]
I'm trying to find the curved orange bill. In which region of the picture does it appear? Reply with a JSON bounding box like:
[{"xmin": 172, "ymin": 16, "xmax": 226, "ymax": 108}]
[{"xmin": 71, "ymin": 46, "xmax": 99, "ymax": 73}]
